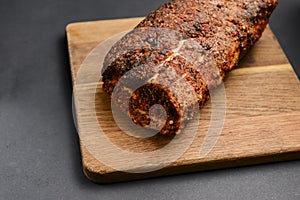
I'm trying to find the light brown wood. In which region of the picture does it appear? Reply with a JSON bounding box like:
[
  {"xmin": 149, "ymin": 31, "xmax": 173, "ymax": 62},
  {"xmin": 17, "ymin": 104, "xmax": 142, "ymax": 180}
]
[{"xmin": 66, "ymin": 17, "xmax": 300, "ymax": 183}]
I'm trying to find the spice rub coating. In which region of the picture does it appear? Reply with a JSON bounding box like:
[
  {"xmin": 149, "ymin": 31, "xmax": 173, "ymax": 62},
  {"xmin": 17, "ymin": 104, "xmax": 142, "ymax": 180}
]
[{"xmin": 102, "ymin": 0, "xmax": 278, "ymax": 135}]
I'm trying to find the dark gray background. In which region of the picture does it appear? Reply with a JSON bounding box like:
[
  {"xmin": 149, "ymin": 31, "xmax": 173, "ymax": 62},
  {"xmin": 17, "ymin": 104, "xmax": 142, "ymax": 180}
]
[{"xmin": 0, "ymin": 0, "xmax": 299, "ymax": 199}]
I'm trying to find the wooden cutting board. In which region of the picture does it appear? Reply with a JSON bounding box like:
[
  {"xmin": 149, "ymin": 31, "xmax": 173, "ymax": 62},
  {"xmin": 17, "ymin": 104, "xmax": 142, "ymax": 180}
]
[{"xmin": 66, "ymin": 17, "xmax": 300, "ymax": 183}]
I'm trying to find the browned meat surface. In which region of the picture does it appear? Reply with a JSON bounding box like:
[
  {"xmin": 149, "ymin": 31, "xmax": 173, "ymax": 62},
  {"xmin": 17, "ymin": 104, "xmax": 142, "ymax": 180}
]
[{"xmin": 102, "ymin": 0, "xmax": 278, "ymax": 135}]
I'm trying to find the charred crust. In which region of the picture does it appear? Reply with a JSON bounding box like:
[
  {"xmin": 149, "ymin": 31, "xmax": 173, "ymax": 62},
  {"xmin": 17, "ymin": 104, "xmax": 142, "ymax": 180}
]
[{"xmin": 102, "ymin": 0, "xmax": 278, "ymax": 135}]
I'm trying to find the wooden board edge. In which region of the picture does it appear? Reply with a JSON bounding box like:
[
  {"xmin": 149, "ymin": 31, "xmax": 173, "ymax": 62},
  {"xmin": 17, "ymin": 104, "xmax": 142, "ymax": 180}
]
[
  {"xmin": 81, "ymin": 148, "xmax": 300, "ymax": 184},
  {"xmin": 66, "ymin": 17, "xmax": 145, "ymax": 34}
]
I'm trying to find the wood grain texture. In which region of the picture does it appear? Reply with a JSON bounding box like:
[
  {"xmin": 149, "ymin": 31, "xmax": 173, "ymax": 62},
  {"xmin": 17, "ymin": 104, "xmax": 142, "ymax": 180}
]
[{"xmin": 66, "ymin": 17, "xmax": 300, "ymax": 183}]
